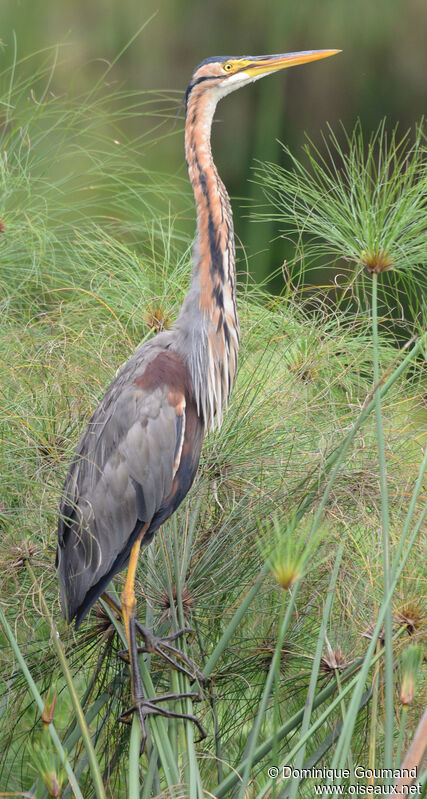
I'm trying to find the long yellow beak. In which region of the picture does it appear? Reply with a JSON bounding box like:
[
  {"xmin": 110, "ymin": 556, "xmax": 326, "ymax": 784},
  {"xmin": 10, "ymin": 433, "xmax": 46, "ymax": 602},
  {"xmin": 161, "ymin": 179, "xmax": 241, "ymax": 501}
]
[{"xmin": 243, "ymin": 50, "xmax": 341, "ymax": 77}]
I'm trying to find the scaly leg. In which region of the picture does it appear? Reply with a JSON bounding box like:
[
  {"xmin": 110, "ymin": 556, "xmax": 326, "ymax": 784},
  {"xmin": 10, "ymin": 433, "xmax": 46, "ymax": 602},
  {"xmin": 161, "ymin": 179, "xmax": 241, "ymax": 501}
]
[
  {"xmin": 102, "ymin": 590, "xmax": 205, "ymax": 683},
  {"xmin": 113, "ymin": 540, "xmax": 206, "ymax": 752}
]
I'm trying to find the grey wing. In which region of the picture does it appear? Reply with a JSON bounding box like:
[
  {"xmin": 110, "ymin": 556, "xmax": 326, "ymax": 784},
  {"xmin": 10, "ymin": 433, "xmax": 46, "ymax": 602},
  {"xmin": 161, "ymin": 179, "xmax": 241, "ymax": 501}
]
[{"xmin": 57, "ymin": 363, "xmax": 186, "ymax": 624}]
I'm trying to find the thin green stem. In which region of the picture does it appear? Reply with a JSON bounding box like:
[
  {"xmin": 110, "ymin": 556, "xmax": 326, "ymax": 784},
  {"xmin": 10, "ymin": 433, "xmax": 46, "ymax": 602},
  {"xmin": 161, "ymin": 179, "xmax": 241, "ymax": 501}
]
[
  {"xmin": 172, "ymin": 533, "xmax": 203, "ymax": 799},
  {"xmin": 278, "ymin": 690, "xmax": 372, "ymax": 799},
  {"xmin": 288, "ymin": 545, "xmax": 344, "ymax": 799},
  {"xmin": 128, "ymin": 716, "xmax": 141, "ymax": 798},
  {"xmin": 368, "ymin": 641, "xmax": 381, "ymax": 772},
  {"xmin": 254, "ymin": 648, "xmax": 386, "ymax": 799},
  {"xmin": 396, "ymin": 706, "xmax": 408, "ymax": 768},
  {"xmin": 301, "ymin": 331, "xmax": 425, "ymax": 533},
  {"xmin": 214, "ymin": 654, "xmax": 366, "ymax": 797},
  {"xmin": 235, "ymin": 587, "xmax": 298, "ymax": 799},
  {"xmin": 25, "ymin": 564, "xmax": 107, "ymax": 799},
  {"xmin": 203, "ymin": 574, "xmax": 265, "ymax": 676},
  {"xmin": 414, "ymin": 768, "xmax": 427, "ymax": 799},
  {"xmin": 334, "ymin": 669, "xmax": 354, "ymax": 774},
  {"xmin": 99, "ymin": 598, "xmax": 180, "ymax": 787},
  {"xmin": 391, "ymin": 444, "xmax": 427, "ymax": 581},
  {"xmin": 372, "ymin": 273, "xmax": 393, "ymax": 773},
  {"xmin": 330, "ymin": 505, "xmax": 426, "ymax": 776},
  {"xmin": 205, "ymin": 333, "xmax": 425, "ymax": 680},
  {"xmin": 0, "ymin": 606, "xmax": 84, "ymax": 799},
  {"xmin": 140, "ymin": 746, "xmax": 160, "ymax": 799}
]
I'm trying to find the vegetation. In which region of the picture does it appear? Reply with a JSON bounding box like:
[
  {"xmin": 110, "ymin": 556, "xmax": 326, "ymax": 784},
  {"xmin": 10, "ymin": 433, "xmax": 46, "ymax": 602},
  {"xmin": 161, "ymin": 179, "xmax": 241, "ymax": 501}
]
[
  {"xmin": 2, "ymin": 0, "xmax": 427, "ymax": 285},
  {"xmin": 0, "ymin": 48, "xmax": 426, "ymax": 798}
]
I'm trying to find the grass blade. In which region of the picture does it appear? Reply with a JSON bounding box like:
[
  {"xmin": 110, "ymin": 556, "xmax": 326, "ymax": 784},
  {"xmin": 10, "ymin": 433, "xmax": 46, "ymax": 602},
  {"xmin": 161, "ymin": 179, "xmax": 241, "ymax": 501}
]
[
  {"xmin": 25, "ymin": 563, "xmax": 107, "ymax": 799},
  {"xmin": 0, "ymin": 606, "xmax": 84, "ymax": 799},
  {"xmin": 288, "ymin": 544, "xmax": 344, "ymax": 799}
]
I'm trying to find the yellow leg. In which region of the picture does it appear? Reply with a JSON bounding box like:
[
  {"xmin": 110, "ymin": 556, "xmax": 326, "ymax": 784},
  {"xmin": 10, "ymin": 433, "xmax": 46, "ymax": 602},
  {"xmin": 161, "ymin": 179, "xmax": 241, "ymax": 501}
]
[
  {"xmin": 100, "ymin": 522, "xmax": 204, "ymax": 684},
  {"xmin": 108, "ymin": 537, "xmax": 206, "ymax": 750},
  {"xmin": 121, "ymin": 538, "xmax": 142, "ymax": 697}
]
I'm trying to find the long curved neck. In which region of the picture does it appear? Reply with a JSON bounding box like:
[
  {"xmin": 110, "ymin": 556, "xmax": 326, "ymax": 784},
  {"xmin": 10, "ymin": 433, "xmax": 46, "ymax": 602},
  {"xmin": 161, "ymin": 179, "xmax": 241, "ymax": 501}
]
[{"xmin": 174, "ymin": 88, "xmax": 240, "ymax": 429}]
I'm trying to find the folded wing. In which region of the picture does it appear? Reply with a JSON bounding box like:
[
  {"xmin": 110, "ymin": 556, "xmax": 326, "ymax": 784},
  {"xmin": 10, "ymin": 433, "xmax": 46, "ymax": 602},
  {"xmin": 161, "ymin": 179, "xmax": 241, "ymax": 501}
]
[{"xmin": 57, "ymin": 346, "xmax": 202, "ymax": 626}]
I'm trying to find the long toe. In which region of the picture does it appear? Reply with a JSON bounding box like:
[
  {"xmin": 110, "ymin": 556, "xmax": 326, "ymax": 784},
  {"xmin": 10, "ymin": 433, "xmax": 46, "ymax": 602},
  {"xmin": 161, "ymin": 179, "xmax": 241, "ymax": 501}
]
[
  {"xmin": 118, "ymin": 693, "xmax": 205, "ymax": 744},
  {"xmin": 160, "ymin": 627, "xmax": 196, "ymax": 643},
  {"xmin": 135, "ymin": 644, "xmax": 198, "ymax": 682},
  {"xmin": 134, "ymin": 629, "xmax": 206, "ymax": 683},
  {"xmin": 148, "ymin": 691, "xmax": 200, "ymax": 705},
  {"xmin": 159, "ymin": 641, "xmax": 206, "ymax": 683}
]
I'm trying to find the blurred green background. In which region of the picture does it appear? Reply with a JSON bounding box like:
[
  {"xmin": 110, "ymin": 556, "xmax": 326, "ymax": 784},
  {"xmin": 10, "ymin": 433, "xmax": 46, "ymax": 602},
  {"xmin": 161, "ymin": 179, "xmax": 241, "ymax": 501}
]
[{"xmin": 1, "ymin": 0, "xmax": 426, "ymax": 283}]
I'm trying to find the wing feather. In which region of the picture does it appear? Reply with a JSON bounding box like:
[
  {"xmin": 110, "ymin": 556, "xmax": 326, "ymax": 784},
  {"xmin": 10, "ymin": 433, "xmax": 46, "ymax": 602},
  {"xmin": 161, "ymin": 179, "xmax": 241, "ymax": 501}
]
[{"xmin": 57, "ymin": 340, "xmax": 193, "ymax": 623}]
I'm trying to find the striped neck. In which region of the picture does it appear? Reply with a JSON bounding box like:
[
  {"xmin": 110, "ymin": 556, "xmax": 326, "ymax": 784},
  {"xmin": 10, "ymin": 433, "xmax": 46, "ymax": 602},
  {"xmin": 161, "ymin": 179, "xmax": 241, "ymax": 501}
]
[{"xmin": 174, "ymin": 86, "xmax": 240, "ymax": 429}]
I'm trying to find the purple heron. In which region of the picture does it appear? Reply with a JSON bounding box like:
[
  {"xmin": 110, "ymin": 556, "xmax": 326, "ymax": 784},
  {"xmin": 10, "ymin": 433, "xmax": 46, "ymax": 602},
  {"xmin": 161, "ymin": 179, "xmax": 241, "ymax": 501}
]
[{"xmin": 57, "ymin": 49, "xmax": 340, "ymax": 746}]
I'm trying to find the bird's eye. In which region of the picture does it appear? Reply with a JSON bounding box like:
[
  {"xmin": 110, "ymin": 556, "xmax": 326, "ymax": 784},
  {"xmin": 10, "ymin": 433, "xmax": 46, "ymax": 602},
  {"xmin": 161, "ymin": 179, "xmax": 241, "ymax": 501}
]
[{"xmin": 223, "ymin": 63, "xmax": 233, "ymax": 72}]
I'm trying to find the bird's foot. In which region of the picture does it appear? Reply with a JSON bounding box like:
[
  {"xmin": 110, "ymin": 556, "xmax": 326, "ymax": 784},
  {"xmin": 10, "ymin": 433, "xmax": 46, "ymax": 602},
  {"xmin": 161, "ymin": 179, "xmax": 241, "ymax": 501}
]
[
  {"xmin": 118, "ymin": 624, "xmax": 205, "ymax": 684},
  {"xmin": 102, "ymin": 592, "xmax": 205, "ymax": 683},
  {"xmin": 118, "ymin": 692, "xmax": 206, "ymax": 753},
  {"xmin": 137, "ymin": 624, "xmax": 206, "ymax": 684}
]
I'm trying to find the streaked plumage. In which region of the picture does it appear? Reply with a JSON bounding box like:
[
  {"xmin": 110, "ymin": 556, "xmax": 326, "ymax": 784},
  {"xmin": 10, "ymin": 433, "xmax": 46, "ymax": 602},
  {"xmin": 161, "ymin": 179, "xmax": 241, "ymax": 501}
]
[{"xmin": 56, "ymin": 48, "xmax": 340, "ymax": 742}]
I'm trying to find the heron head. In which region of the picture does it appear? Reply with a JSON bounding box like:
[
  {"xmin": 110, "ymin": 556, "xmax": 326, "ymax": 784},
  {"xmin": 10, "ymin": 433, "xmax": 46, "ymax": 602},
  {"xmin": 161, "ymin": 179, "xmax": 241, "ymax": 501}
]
[{"xmin": 186, "ymin": 50, "xmax": 341, "ymax": 108}]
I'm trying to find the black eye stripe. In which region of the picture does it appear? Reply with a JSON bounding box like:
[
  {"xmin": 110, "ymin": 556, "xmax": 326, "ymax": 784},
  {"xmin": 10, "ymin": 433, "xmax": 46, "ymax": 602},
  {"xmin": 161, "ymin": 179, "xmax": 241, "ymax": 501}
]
[
  {"xmin": 189, "ymin": 75, "xmax": 219, "ymax": 91},
  {"xmin": 185, "ymin": 74, "xmax": 221, "ymax": 106}
]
